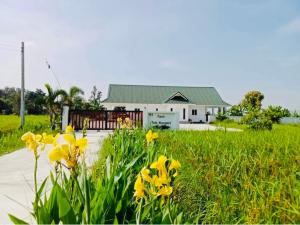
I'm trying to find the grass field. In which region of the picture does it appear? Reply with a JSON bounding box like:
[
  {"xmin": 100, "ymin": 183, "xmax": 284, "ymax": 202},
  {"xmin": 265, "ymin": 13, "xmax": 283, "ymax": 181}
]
[
  {"xmin": 0, "ymin": 115, "xmax": 50, "ymax": 156},
  {"xmin": 95, "ymin": 124, "xmax": 300, "ymax": 223},
  {"xmin": 156, "ymin": 125, "xmax": 300, "ymax": 223}
]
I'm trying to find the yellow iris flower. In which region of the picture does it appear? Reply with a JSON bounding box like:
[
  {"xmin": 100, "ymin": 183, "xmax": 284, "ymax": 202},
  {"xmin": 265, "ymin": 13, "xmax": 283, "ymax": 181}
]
[
  {"xmin": 21, "ymin": 132, "xmax": 42, "ymax": 154},
  {"xmin": 146, "ymin": 130, "xmax": 158, "ymax": 143},
  {"xmin": 65, "ymin": 125, "xmax": 74, "ymax": 134},
  {"xmin": 141, "ymin": 167, "xmax": 152, "ymax": 183},
  {"xmin": 169, "ymin": 159, "xmax": 181, "ymax": 177},
  {"xmin": 157, "ymin": 186, "xmax": 173, "ymax": 196},
  {"xmin": 48, "ymin": 144, "xmax": 68, "ymax": 161},
  {"xmin": 134, "ymin": 175, "xmax": 145, "ymax": 200}
]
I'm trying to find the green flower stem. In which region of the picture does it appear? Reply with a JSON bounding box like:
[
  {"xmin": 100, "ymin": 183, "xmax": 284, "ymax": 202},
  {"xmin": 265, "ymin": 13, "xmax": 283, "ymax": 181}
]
[{"xmin": 34, "ymin": 154, "xmax": 39, "ymax": 222}]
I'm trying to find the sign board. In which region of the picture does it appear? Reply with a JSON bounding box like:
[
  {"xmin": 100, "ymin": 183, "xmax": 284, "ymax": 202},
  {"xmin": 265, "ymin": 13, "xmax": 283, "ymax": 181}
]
[{"xmin": 144, "ymin": 111, "xmax": 179, "ymax": 130}]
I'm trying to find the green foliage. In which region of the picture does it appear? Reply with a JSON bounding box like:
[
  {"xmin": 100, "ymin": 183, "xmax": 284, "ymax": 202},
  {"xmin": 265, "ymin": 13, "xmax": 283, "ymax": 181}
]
[
  {"xmin": 0, "ymin": 115, "xmax": 50, "ymax": 156},
  {"xmin": 44, "ymin": 83, "xmax": 67, "ymax": 130},
  {"xmin": 263, "ymin": 105, "xmax": 291, "ymax": 123},
  {"xmin": 241, "ymin": 90, "xmax": 264, "ymax": 111},
  {"xmin": 291, "ymin": 110, "xmax": 300, "ymax": 118},
  {"xmin": 64, "ymin": 86, "xmax": 85, "ymax": 109},
  {"xmin": 241, "ymin": 111, "xmax": 273, "ymax": 130},
  {"xmin": 157, "ymin": 127, "xmax": 300, "ymax": 223},
  {"xmin": 228, "ymin": 105, "xmax": 244, "ymax": 116},
  {"xmin": 11, "ymin": 128, "xmax": 187, "ymax": 224},
  {"xmin": 216, "ymin": 112, "xmax": 228, "ymax": 121},
  {"xmin": 0, "ymin": 87, "xmax": 46, "ymax": 115},
  {"xmin": 88, "ymin": 86, "xmax": 103, "ymax": 110}
]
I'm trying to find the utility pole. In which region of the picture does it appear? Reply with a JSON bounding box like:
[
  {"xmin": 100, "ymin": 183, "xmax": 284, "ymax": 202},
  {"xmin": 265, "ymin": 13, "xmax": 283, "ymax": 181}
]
[{"xmin": 20, "ymin": 41, "xmax": 25, "ymax": 127}]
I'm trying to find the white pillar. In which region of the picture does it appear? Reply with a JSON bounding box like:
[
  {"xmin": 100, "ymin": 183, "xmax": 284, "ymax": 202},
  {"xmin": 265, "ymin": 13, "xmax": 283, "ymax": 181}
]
[{"xmin": 62, "ymin": 105, "xmax": 69, "ymax": 131}]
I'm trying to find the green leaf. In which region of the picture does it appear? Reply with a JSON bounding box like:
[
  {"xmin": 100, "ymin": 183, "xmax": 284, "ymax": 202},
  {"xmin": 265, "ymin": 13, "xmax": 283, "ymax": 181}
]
[
  {"xmin": 113, "ymin": 216, "xmax": 119, "ymax": 224},
  {"xmin": 37, "ymin": 177, "xmax": 48, "ymax": 199},
  {"xmin": 8, "ymin": 214, "xmax": 28, "ymax": 224}
]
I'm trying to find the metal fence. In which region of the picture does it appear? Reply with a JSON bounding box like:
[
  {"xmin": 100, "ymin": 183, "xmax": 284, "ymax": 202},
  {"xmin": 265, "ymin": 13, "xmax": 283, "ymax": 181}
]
[{"xmin": 68, "ymin": 110, "xmax": 143, "ymax": 130}]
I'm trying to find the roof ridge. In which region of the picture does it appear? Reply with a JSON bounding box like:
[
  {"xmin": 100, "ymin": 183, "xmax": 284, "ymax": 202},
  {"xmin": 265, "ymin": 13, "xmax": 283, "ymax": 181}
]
[{"xmin": 109, "ymin": 83, "xmax": 216, "ymax": 88}]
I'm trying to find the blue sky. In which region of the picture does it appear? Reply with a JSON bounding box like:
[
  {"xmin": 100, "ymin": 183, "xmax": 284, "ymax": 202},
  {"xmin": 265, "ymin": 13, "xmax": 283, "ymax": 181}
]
[{"xmin": 0, "ymin": 0, "xmax": 299, "ymax": 110}]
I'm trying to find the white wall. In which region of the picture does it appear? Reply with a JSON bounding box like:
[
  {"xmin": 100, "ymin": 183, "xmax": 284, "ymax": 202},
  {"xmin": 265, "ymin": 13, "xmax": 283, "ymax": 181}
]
[
  {"xmin": 280, "ymin": 117, "xmax": 300, "ymax": 124},
  {"xmin": 102, "ymin": 102, "xmax": 226, "ymax": 123},
  {"xmin": 188, "ymin": 105, "xmax": 206, "ymax": 122},
  {"xmin": 102, "ymin": 103, "xmax": 190, "ymax": 122}
]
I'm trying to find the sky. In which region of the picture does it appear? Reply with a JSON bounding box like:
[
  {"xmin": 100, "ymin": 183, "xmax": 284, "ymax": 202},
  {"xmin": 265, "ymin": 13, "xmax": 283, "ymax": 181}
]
[{"xmin": 0, "ymin": 0, "xmax": 299, "ymax": 110}]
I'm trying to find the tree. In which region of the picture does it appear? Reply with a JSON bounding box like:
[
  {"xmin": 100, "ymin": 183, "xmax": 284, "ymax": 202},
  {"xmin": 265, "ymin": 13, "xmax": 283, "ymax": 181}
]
[
  {"xmin": 25, "ymin": 89, "xmax": 46, "ymax": 114},
  {"xmin": 64, "ymin": 86, "xmax": 85, "ymax": 109},
  {"xmin": 44, "ymin": 83, "xmax": 67, "ymax": 130},
  {"xmin": 88, "ymin": 86, "xmax": 103, "ymax": 110},
  {"xmin": 263, "ymin": 106, "xmax": 291, "ymax": 123},
  {"xmin": 241, "ymin": 91, "xmax": 264, "ymax": 112}
]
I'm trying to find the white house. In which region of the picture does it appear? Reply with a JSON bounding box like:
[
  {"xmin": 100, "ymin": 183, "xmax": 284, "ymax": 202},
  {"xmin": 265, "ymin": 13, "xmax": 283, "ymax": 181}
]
[{"xmin": 102, "ymin": 84, "xmax": 230, "ymax": 123}]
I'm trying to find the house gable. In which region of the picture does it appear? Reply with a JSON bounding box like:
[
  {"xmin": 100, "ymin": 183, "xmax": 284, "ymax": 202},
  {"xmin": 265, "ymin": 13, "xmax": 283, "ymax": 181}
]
[{"xmin": 164, "ymin": 92, "xmax": 190, "ymax": 104}]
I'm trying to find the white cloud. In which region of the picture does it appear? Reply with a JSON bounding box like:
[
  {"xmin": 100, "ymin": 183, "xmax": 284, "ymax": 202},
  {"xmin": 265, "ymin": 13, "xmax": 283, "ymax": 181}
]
[{"xmin": 279, "ymin": 18, "xmax": 300, "ymax": 35}]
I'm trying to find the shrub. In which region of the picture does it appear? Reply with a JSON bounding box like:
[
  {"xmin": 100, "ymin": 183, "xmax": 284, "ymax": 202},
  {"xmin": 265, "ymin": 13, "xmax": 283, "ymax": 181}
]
[
  {"xmin": 216, "ymin": 112, "xmax": 228, "ymax": 121},
  {"xmin": 263, "ymin": 105, "xmax": 290, "ymax": 123},
  {"xmin": 228, "ymin": 105, "xmax": 243, "ymax": 116},
  {"xmin": 241, "ymin": 111, "xmax": 273, "ymax": 130}
]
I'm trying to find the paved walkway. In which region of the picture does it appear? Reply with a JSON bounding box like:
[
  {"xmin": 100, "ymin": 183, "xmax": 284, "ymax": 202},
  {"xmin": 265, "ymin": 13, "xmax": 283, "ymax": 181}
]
[{"xmin": 0, "ymin": 131, "xmax": 111, "ymax": 224}]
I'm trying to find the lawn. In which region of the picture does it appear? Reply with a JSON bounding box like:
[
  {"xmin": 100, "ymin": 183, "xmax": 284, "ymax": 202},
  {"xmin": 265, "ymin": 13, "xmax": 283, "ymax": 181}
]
[
  {"xmin": 155, "ymin": 125, "xmax": 300, "ymax": 223},
  {"xmin": 0, "ymin": 115, "xmax": 51, "ymax": 156},
  {"xmin": 210, "ymin": 120, "xmax": 246, "ymax": 130}
]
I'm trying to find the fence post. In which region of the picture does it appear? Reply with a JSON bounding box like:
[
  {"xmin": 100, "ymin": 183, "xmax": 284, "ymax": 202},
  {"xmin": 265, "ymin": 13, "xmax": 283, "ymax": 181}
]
[
  {"xmin": 105, "ymin": 111, "xmax": 108, "ymax": 130},
  {"xmin": 62, "ymin": 105, "xmax": 69, "ymax": 131}
]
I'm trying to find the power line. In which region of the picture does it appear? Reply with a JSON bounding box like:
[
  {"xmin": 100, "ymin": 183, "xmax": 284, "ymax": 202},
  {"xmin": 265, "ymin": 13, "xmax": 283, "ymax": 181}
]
[{"xmin": 45, "ymin": 59, "xmax": 62, "ymax": 89}]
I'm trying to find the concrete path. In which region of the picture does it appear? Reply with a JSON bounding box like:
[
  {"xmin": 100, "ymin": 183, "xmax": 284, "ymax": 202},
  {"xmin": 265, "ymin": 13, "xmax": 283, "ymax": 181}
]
[
  {"xmin": 0, "ymin": 131, "xmax": 111, "ymax": 224},
  {"xmin": 179, "ymin": 123, "xmax": 242, "ymax": 132}
]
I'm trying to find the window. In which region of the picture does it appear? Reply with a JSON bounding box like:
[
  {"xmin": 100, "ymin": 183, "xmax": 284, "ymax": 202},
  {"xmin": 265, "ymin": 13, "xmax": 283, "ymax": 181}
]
[
  {"xmin": 192, "ymin": 109, "xmax": 197, "ymax": 115},
  {"xmin": 183, "ymin": 108, "xmax": 186, "ymax": 120},
  {"xmin": 170, "ymin": 108, "xmax": 173, "ymax": 112},
  {"xmin": 156, "ymin": 108, "xmax": 158, "ymax": 111},
  {"xmin": 134, "ymin": 108, "xmax": 140, "ymax": 111}
]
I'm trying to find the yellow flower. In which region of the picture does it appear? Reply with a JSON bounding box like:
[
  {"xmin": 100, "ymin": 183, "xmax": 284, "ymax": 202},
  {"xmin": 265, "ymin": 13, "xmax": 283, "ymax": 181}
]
[
  {"xmin": 125, "ymin": 117, "xmax": 130, "ymax": 124},
  {"xmin": 151, "ymin": 155, "xmax": 167, "ymax": 172},
  {"xmin": 48, "ymin": 145, "xmax": 64, "ymax": 161},
  {"xmin": 21, "ymin": 132, "xmax": 42, "ymax": 153},
  {"xmin": 134, "ymin": 175, "xmax": 145, "ymax": 200},
  {"xmin": 42, "ymin": 133, "xmax": 55, "ymax": 144},
  {"xmin": 21, "ymin": 132, "xmax": 35, "ymax": 142},
  {"xmin": 169, "ymin": 159, "xmax": 181, "ymax": 177},
  {"xmin": 146, "ymin": 130, "xmax": 158, "ymax": 143},
  {"xmin": 48, "ymin": 144, "xmax": 69, "ymax": 162},
  {"xmin": 63, "ymin": 134, "xmax": 76, "ymax": 145},
  {"xmin": 117, "ymin": 117, "xmax": 122, "ymax": 124},
  {"xmin": 65, "ymin": 125, "xmax": 74, "ymax": 134},
  {"xmin": 75, "ymin": 137, "xmax": 88, "ymax": 154},
  {"xmin": 152, "ymin": 175, "xmax": 163, "ymax": 187},
  {"xmin": 141, "ymin": 167, "xmax": 152, "ymax": 183},
  {"xmin": 157, "ymin": 186, "xmax": 173, "ymax": 196}
]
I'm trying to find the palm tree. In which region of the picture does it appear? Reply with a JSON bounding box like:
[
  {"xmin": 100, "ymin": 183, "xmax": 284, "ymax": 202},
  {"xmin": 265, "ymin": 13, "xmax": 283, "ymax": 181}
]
[
  {"xmin": 64, "ymin": 86, "xmax": 84, "ymax": 109},
  {"xmin": 44, "ymin": 83, "xmax": 67, "ymax": 130}
]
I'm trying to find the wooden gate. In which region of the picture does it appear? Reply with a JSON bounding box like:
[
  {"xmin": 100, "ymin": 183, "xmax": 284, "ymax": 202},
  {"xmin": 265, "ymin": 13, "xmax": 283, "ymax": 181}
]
[{"xmin": 68, "ymin": 110, "xmax": 143, "ymax": 130}]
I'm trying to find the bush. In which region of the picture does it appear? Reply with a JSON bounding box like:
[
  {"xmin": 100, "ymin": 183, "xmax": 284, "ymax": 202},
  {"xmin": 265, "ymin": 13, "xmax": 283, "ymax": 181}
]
[
  {"xmin": 216, "ymin": 112, "xmax": 228, "ymax": 121},
  {"xmin": 241, "ymin": 111, "xmax": 273, "ymax": 130},
  {"xmin": 228, "ymin": 105, "xmax": 243, "ymax": 116},
  {"xmin": 263, "ymin": 106, "xmax": 290, "ymax": 123}
]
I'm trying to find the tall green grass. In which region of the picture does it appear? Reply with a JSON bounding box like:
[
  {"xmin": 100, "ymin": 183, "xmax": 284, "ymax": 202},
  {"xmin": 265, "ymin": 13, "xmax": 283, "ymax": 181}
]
[
  {"xmin": 0, "ymin": 115, "xmax": 51, "ymax": 155},
  {"xmin": 157, "ymin": 125, "xmax": 300, "ymax": 223}
]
